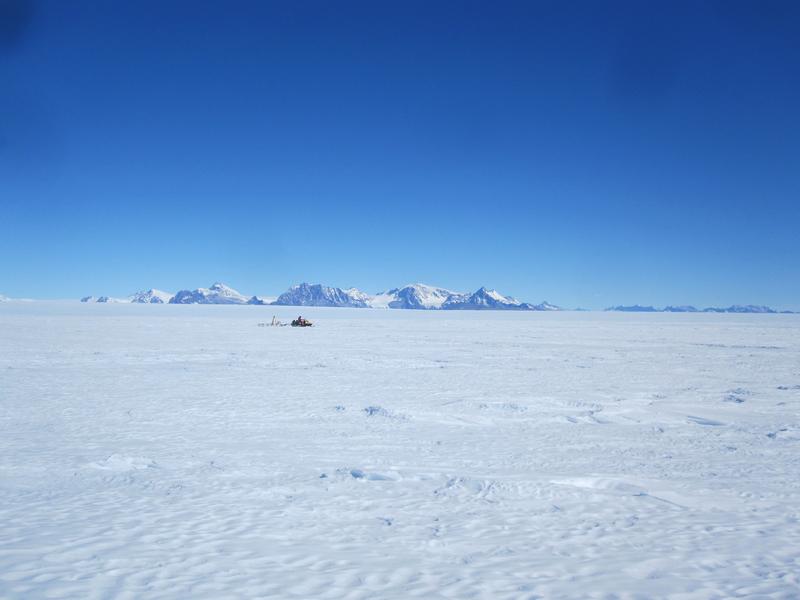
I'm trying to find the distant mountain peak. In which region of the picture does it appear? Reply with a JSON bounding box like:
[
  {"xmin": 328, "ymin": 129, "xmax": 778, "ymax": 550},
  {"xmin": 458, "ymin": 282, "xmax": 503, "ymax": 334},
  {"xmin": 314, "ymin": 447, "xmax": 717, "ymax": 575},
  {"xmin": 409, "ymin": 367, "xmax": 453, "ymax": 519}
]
[
  {"xmin": 723, "ymin": 304, "xmax": 776, "ymax": 314},
  {"xmin": 663, "ymin": 305, "xmax": 699, "ymax": 312},
  {"xmin": 170, "ymin": 282, "xmax": 249, "ymax": 305},
  {"xmin": 74, "ymin": 281, "xmax": 569, "ymax": 312},
  {"xmin": 130, "ymin": 289, "xmax": 173, "ymax": 304},
  {"xmin": 606, "ymin": 304, "xmax": 784, "ymax": 314},
  {"xmin": 372, "ymin": 283, "xmax": 459, "ymax": 309},
  {"xmin": 605, "ymin": 305, "xmax": 659, "ymax": 312},
  {"xmin": 273, "ymin": 283, "xmax": 369, "ymax": 308},
  {"xmin": 442, "ymin": 287, "xmax": 525, "ymax": 310},
  {"xmin": 528, "ymin": 300, "xmax": 560, "ymax": 311}
]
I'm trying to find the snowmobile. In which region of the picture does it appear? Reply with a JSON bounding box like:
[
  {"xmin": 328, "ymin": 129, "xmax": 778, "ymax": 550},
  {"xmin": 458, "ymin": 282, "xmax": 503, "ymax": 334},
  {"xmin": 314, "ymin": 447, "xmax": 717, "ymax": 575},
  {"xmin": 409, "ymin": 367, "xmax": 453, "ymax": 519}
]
[{"xmin": 291, "ymin": 318, "xmax": 313, "ymax": 327}]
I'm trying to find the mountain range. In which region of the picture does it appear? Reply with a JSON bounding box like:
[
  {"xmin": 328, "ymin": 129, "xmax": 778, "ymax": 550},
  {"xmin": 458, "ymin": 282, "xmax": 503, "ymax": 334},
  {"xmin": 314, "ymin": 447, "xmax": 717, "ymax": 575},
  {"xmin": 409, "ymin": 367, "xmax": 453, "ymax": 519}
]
[
  {"xmin": 274, "ymin": 282, "xmax": 560, "ymax": 311},
  {"xmin": 69, "ymin": 283, "xmax": 793, "ymax": 313},
  {"xmin": 274, "ymin": 283, "xmax": 370, "ymax": 308},
  {"xmin": 78, "ymin": 282, "xmax": 560, "ymax": 311},
  {"xmin": 606, "ymin": 304, "xmax": 792, "ymax": 314},
  {"xmin": 170, "ymin": 283, "xmax": 265, "ymax": 305}
]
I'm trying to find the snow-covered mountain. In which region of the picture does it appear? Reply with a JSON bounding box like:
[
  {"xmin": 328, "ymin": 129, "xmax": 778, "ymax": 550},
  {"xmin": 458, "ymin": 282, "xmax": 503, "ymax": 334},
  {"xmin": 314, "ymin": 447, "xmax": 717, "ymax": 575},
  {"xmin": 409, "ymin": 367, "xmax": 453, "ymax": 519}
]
[
  {"xmin": 344, "ymin": 287, "xmax": 373, "ymax": 306},
  {"xmin": 663, "ymin": 305, "xmax": 699, "ymax": 313},
  {"xmin": 129, "ymin": 289, "xmax": 173, "ymax": 304},
  {"xmin": 169, "ymin": 283, "xmax": 250, "ymax": 305},
  {"xmin": 272, "ymin": 282, "xmax": 561, "ymax": 311},
  {"xmin": 64, "ymin": 284, "xmax": 791, "ymax": 313},
  {"xmin": 96, "ymin": 296, "xmax": 129, "ymax": 303},
  {"xmin": 80, "ymin": 295, "xmax": 131, "ymax": 303},
  {"xmin": 273, "ymin": 283, "xmax": 370, "ymax": 308},
  {"xmin": 526, "ymin": 300, "xmax": 561, "ymax": 311},
  {"xmin": 716, "ymin": 305, "xmax": 777, "ymax": 314},
  {"xmin": 72, "ymin": 281, "xmax": 569, "ymax": 311},
  {"xmin": 442, "ymin": 287, "xmax": 528, "ymax": 310},
  {"xmin": 371, "ymin": 284, "xmax": 461, "ymax": 309},
  {"xmin": 608, "ymin": 304, "xmax": 782, "ymax": 313},
  {"xmin": 0, "ymin": 294, "xmax": 9, "ymax": 302}
]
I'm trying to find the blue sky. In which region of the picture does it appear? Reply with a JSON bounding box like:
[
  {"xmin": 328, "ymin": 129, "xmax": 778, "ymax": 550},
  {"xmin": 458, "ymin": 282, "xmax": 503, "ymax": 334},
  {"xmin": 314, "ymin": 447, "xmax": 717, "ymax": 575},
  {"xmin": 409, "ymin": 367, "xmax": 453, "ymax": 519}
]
[{"xmin": 2, "ymin": 0, "xmax": 799, "ymax": 309}]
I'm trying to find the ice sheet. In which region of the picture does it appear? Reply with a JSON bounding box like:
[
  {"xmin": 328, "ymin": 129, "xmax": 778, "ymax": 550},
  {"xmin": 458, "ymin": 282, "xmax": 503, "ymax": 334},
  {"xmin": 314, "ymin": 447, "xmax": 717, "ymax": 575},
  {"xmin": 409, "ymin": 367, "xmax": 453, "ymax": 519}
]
[{"xmin": 1, "ymin": 303, "xmax": 798, "ymax": 598}]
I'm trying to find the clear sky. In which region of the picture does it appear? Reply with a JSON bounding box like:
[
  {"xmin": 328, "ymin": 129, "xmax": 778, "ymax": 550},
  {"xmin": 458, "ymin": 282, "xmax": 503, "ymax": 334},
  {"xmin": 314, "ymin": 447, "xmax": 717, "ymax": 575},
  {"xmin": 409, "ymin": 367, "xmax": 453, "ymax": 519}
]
[{"xmin": 2, "ymin": 0, "xmax": 799, "ymax": 309}]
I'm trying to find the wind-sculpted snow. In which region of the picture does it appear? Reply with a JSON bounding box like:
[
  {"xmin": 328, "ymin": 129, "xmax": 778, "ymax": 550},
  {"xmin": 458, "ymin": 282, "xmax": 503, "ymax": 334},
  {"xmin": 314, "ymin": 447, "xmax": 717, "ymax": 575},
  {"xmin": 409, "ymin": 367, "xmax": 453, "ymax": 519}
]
[{"xmin": 1, "ymin": 303, "xmax": 799, "ymax": 599}]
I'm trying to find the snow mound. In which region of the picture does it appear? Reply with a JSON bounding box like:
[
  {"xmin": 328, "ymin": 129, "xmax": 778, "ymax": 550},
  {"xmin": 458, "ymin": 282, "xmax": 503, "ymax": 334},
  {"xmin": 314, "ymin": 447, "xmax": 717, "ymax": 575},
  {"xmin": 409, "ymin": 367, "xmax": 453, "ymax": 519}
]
[
  {"xmin": 346, "ymin": 468, "xmax": 401, "ymax": 481},
  {"xmin": 88, "ymin": 454, "xmax": 158, "ymax": 471}
]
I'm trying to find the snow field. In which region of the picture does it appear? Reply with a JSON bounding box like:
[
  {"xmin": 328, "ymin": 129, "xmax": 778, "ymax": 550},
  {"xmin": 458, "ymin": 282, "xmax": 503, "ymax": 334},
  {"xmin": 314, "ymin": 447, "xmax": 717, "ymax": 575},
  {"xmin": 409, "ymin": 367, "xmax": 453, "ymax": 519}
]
[{"xmin": 0, "ymin": 303, "xmax": 799, "ymax": 599}]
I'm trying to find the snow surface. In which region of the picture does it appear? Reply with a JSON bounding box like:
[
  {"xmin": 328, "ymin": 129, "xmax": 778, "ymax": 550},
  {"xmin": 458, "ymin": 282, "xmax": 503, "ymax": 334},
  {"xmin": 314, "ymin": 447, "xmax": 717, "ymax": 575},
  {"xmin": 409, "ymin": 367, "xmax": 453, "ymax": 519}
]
[{"xmin": 1, "ymin": 303, "xmax": 799, "ymax": 599}]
